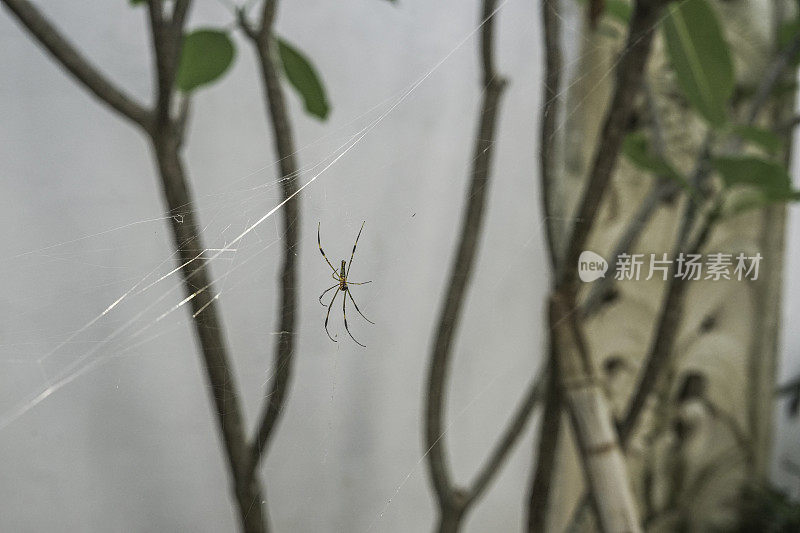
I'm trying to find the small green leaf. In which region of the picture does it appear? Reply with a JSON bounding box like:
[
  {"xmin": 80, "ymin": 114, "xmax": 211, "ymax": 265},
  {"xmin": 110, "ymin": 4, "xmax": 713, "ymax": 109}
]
[
  {"xmin": 662, "ymin": 0, "xmax": 734, "ymax": 127},
  {"xmin": 177, "ymin": 29, "xmax": 236, "ymax": 92},
  {"xmin": 605, "ymin": 0, "xmax": 631, "ymax": 24},
  {"xmin": 712, "ymin": 156, "xmax": 792, "ymax": 198},
  {"xmin": 732, "ymin": 125, "xmax": 782, "ymax": 155},
  {"xmin": 622, "ymin": 132, "xmax": 695, "ymax": 196},
  {"xmin": 129, "ymin": 0, "xmax": 146, "ymax": 5},
  {"xmin": 277, "ymin": 38, "xmax": 330, "ymax": 120}
]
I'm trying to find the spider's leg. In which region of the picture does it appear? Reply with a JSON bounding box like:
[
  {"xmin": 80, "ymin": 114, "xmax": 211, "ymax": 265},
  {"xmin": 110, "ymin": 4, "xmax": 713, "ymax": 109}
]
[
  {"xmin": 347, "ymin": 280, "xmax": 372, "ymax": 286},
  {"xmin": 324, "ymin": 289, "xmax": 340, "ymax": 342},
  {"xmin": 345, "ymin": 221, "xmax": 365, "ymax": 277},
  {"xmin": 347, "ymin": 289, "xmax": 375, "ymax": 324},
  {"xmin": 317, "ymin": 222, "xmax": 338, "ymax": 274},
  {"xmin": 318, "ymin": 284, "xmax": 338, "ymax": 307},
  {"xmin": 343, "ymin": 289, "xmax": 366, "ymax": 347}
]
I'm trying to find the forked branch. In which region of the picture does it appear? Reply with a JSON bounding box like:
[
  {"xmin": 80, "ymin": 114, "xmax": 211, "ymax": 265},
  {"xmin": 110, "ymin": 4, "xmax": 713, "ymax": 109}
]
[{"xmin": 424, "ymin": 0, "xmax": 512, "ymax": 529}]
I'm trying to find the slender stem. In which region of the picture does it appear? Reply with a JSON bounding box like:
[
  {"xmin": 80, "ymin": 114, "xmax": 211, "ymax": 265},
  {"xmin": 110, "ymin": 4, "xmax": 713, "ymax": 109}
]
[
  {"xmin": 526, "ymin": 357, "xmax": 561, "ymax": 532},
  {"xmin": 0, "ymin": 0, "xmax": 152, "ymax": 130},
  {"xmin": 147, "ymin": 3, "xmax": 267, "ymax": 531},
  {"xmin": 424, "ymin": 0, "xmax": 507, "ymax": 526},
  {"xmin": 748, "ymin": 34, "xmax": 800, "ymax": 125},
  {"xmin": 242, "ymin": 0, "xmax": 301, "ymax": 474},
  {"xmin": 580, "ymin": 180, "xmax": 675, "ymax": 317},
  {"xmin": 147, "ymin": 0, "xmax": 180, "ymax": 128},
  {"xmin": 617, "ymin": 204, "xmax": 719, "ymax": 444},
  {"xmin": 539, "ymin": 0, "xmax": 563, "ymax": 270},
  {"xmin": 558, "ymin": 0, "xmax": 668, "ymax": 291},
  {"xmin": 467, "ymin": 367, "xmax": 545, "ymax": 505},
  {"xmin": 152, "ymin": 136, "xmax": 265, "ymax": 533}
]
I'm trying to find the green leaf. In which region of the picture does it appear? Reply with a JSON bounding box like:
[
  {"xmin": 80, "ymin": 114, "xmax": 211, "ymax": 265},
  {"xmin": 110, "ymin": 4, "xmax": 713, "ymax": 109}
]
[
  {"xmin": 622, "ymin": 132, "xmax": 695, "ymax": 196},
  {"xmin": 177, "ymin": 29, "xmax": 236, "ymax": 92},
  {"xmin": 129, "ymin": 0, "xmax": 146, "ymax": 5},
  {"xmin": 732, "ymin": 125, "xmax": 782, "ymax": 155},
  {"xmin": 605, "ymin": 0, "xmax": 631, "ymax": 24},
  {"xmin": 662, "ymin": 0, "xmax": 734, "ymax": 127},
  {"xmin": 277, "ymin": 38, "xmax": 330, "ymax": 120},
  {"xmin": 712, "ymin": 156, "xmax": 792, "ymax": 198}
]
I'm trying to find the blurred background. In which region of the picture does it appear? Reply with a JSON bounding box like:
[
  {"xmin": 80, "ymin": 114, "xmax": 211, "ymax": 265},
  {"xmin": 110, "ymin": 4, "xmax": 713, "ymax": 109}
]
[{"xmin": 0, "ymin": 0, "xmax": 799, "ymax": 531}]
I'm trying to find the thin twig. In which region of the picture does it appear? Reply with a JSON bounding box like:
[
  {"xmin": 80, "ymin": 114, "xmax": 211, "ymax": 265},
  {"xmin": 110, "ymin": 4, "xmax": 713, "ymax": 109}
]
[
  {"xmin": 526, "ymin": 1, "xmax": 564, "ymax": 527},
  {"xmin": 557, "ymin": 0, "xmax": 669, "ymax": 291},
  {"xmin": 467, "ymin": 366, "xmax": 546, "ymax": 505},
  {"xmin": 144, "ymin": 3, "xmax": 268, "ymax": 531},
  {"xmin": 0, "ymin": 0, "xmax": 152, "ymax": 130},
  {"xmin": 526, "ymin": 357, "xmax": 561, "ymax": 532},
  {"xmin": 617, "ymin": 201, "xmax": 720, "ymax": 444},
  {"xmin": 580, "ymin": 80, "xmax": 676, "ymax": 317},
  {"xmin": 424, "ymin": 0, "xmax": 507, "ymax": 529},
  {"xmin": 241, "ymin": 0, "xmax": 301, "ymax": 474},
  {"xmin": 748, "ymin": 34, "xmax": 800, "ymax": 124},
  {"xmin": 539, "ymin": 0, "xmax": 563, "ymax": 270}
]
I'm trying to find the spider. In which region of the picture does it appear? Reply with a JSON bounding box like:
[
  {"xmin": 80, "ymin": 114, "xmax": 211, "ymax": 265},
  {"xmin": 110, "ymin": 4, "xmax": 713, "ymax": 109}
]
[{"xmin": 317, "ymin": 221, "xmax": 374, "ymax": 347}]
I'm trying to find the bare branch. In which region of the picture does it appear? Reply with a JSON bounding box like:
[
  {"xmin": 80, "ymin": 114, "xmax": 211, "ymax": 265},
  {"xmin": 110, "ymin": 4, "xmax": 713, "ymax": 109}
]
[
  {"xmin": 748, "ymin": 33, "xmax": 800, "ymax": 124},
  {"xmin": 558, "ymin": 0, "xmax": 668, "ymax": 291},
  {"xmin": 259, "ymin": 0, "xmax": 277, "ymax": 33},
  {"xmin": 581, "ymin": 80, "xmax": 677, "ymax": 316},
  {"xmin": 147, "ymin": 0, "xmax": 184, "ymax": 126},
  {"xmin": 172, "ymin": 0, "xmax": 192, "ymax": 29},
  {"xmin": 424, "ymin": 0, "xmax": 507, "ymax": 528},
  {"xmin": 242, "ymin": 0, "xmax": 301, "ymax": 472},
  {"xmin": 526, "ymin": 358, "xmax": 562, "ymax": 532},
  {"xmin": 617, "ymin": 203, "xmax": 720, "ymax": 445},
  {"xmin": 539, "ymin": 0, "xmax": 563, "ymax": 269},
  {"xmin": 141, "ymin": 2, "xmax": 266, "ymax": 529},
  {"xmin": 467, "ymin": 367, "xmax": 545, "ymax": 505},
  {"xmin": 0, "ymin": 0, "xmax": 151, "ymax": 130}
]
